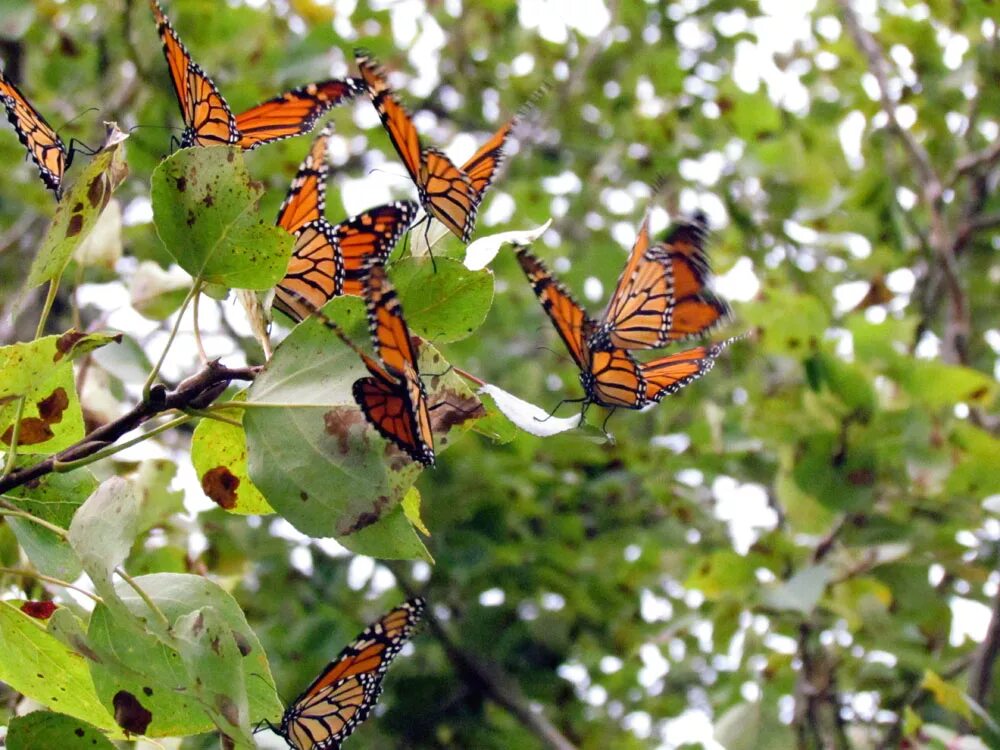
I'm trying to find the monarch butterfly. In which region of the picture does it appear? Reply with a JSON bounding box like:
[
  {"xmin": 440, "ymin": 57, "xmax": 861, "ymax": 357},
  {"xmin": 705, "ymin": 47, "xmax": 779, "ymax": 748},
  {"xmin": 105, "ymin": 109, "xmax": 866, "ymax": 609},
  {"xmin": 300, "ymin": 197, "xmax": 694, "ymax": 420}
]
[
  {"xmin": 515, "ymin": 228, "xmax": 737, "ymax": 412},
  {"xmin": 273, "ymin": 125, "xmax": 417, "ymax": 321},
  {"xmin": 355, "ymin": 50, "xmax": 514, "ymax": 244},
  {"xmin": 0, "ymin": 67, "xmax": 79, "ymax": 199},
  {"xmin": 352, "ymin": 262, "xmax": 436, "ymax": 466},
  {"xmin": 149, "ymin": 0, "xmax": 362, "ymax": 149},
  {"xmin": 270, "ymin": 597, "xmax": 425, "ymax": 749},
  {"xmin": 588, "ymin": 211, "xmax": 729, "ymax": 351}
]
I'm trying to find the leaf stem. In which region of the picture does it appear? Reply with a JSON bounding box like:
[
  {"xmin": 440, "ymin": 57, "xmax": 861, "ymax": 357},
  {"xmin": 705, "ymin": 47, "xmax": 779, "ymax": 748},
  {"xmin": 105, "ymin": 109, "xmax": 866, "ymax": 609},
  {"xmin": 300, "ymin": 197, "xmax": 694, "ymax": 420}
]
[
  {"xmin": 0, "ymin": 501, "xmax": 71, "ymax": 539},
  {"xmin": 0, "ymin": 567, "xmax": 102, "ymax": 603},
  {"xmin": 143, "ymin": 279, "xmax": 201, "ymax": 400},
  {"xmin": 115, "ymin": 566, "xmax": 170, "ymax": 629},
  {"xmin": 51, "ymin": 413, "xmax": 191, "ymax": 473},
  {"xmin": 34, "ymin": 278, "xmax": 60, "ymax": 339}
]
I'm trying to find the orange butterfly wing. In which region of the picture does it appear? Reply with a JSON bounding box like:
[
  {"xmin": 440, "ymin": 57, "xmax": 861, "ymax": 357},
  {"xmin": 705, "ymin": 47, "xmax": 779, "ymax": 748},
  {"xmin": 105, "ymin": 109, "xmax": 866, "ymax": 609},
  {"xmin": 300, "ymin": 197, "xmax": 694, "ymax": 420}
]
[
  {"xmin": 419, "ymin": 147, "xmax": 477, "ymax": 242},
  {"xmin": 641, "ymin": 336, "xmax": 740, "ymax": 402},
  {"xmin": 585, "ymin": 349, "xmax": 647, "ymax": 409},
  {"xmin": 515, "ymin": 246, "xmax": 594, "ymax": 372},
  {"xmin": 655, "ymin": 212, "xmax": 730, "ymax": 341},
  {"xmin": 461, "ymin": 119, "xmax": 514, "ymax": 197},
  {"xmin": 355, "ymin": 51, "xmax": 423, "ymax": 186},
  {"xmin": 0, "ymin": 69, "xmax": 67, "ymax": 198},
  {"xmin": 353, "ymin": 264, "xmax": 435, "ymax": 466},
  {"xmin": 233, "ymin": 78, "xmax": 362, "ymax": 149},
  {"xmin": 273, "ymin": 221, "xmax": 342, "ymax": 322},
  {"xmin": 149, "ymin": 0, "xmax": 238, "ymax": 147},
  {"xmin": 278, "ymin": 598, "xmax": 424, "ymax": 749},
  {"xmin": 334, "ymin": 201, "xmax": 417, "ymax": 296},
  {"xmin": 276, "ymin": 124, "xmax": 332, "ymax": 234}
]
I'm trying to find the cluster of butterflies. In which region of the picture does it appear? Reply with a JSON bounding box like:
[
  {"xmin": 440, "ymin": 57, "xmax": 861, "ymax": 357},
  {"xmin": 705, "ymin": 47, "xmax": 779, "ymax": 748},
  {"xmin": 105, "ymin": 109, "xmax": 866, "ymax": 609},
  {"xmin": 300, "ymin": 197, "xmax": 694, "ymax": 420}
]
[{"xmin": 3, "ymin": 5, "xmax": 740, "ymax": 745}]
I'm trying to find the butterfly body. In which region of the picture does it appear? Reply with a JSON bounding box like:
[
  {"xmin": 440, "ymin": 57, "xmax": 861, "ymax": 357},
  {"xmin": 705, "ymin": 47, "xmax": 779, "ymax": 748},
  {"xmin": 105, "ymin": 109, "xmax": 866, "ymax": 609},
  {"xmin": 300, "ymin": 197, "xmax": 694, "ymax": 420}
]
[{"xmin": 274, "ymin": 598, "xmax": 425, "ymax": 749}]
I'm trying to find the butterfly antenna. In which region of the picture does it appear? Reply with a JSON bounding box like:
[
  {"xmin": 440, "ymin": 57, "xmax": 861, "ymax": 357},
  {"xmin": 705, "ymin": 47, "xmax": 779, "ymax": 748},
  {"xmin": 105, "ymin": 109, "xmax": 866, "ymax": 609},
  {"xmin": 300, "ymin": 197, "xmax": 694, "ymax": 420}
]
[{"xmin": 515, "ymin": 77, "xmax": 553, "ymax": 122}]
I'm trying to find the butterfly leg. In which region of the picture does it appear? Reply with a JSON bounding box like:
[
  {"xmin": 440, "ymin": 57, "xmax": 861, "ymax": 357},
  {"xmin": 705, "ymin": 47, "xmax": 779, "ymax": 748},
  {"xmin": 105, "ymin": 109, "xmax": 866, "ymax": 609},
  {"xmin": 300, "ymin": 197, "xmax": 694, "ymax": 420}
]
[{"xmin": 535, "ymin": 396, "xmax": 588, "ymax": 422}]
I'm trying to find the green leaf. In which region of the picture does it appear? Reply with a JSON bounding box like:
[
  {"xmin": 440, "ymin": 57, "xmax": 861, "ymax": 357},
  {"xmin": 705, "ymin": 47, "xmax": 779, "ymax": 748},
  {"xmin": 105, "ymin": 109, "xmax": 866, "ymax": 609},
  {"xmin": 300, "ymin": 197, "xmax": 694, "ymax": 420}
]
[
  {"xmin": 890, "ymin": 356, "xmax": 997, "ymax": 410},
  {"xmin": 6, "ymin": 711, "xmax": 115, "ymax": 750},
  {"xmin": 685, "ymin": 550, "xmax": 757, "ymax": 600},
  {"xmin": 131, "ymin": 459, "xmax": 186, "ymax": 533},
  {"xmin": 921, "ymin": 670, "xmax": 972, "ymax": 721},
  {"xmin": 741, "ymin": 289, "xmax": 829, "ymax": 357},
  {"xmin": 173, "ymin": 607, "xmax": 252, "ymax": 746},
  {"xmin": 0, "ymin": 335, "xmax": 86, "ymax": 455},
  {"xmin": 245, "ymin": 297, "xmax": 482, "ymax": 542},
  {"xmin": 391, "ymin": 257, "xmax": 494, "ymax": 342},
  {"xmin": 26, "ymin": 128, "xmax": 129, "ymax": 288},
  {"xmin": 191, "ymin": 404, "xmax": 273, "ymax": 515},
  {"xmin": 338, "ymin": 493, "xmax": 433, "ymax": 562},
  {"xmin": 792, "ymin": 432, "xmax": 875, "ymax": 512},
  {"xmin": 129, "ymin": 260, "xmax": 192, "ymax": 320},
  {"xmin": 5, "ymin": 468, "xmax": 97, "ymax": 579},
  {"xmin": 67, "ymin": 477, "xmax": 141, "ymax": 616},
  {"xmin": 714, "ymin": 701, "xmax": 762, "ymax": 750},
  {"xmin": 0, "ymin": 601, "xmax": 118, "ymax": 732},
  {"xmin": 150, "ymin": 147, "xmax": 293, "ymax": 289},
  {"xmin": 86, "ymin": 573, "xmax": 281, "ymax": 739},
  {"xmin": 762, "ymin": 564, "xmax": 832, "ymax": 615}
]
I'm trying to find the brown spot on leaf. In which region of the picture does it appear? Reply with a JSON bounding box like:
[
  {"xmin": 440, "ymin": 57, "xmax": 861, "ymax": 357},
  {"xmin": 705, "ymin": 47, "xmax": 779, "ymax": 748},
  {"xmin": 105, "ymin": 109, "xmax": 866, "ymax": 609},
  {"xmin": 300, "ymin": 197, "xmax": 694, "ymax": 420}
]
[
  {"xmin": 38, "ymin": 388, "xmax": 69, "ymax": 422},
  {"xmin": 142, "ymin": 687, "xmax": 153, "ymax": 697},
  {"xmin": 87, "ymin": 174, "xmax": 107, "ymax": 208},
  {"xmin": 340, "ymin": 494, "xmax": 392, "ymax": 535},
  {"xmin": 324, "ymin": 407, "xmax": 365, "ymax": 455},
  {"xmin": 226, "ymin": 150, "xmax": 235, "ymax": 162},
  {"xmin": 2, "ymin": 388, "xmax": 69, "ymax": 446},
  {"xmin": 210, "ymin": 634, "xmax": 222, "ymax": 655},
  {"xmin": 66, "ymin": 213, "xmax": 84, "ymax": 237},
  {"xmin": 175, "ymin": 176, "xmax": 187, "ymax": 192},
  {"xmin": 203, "ymin": 192, "xmax": 214, "ymax": 208},
  {"xmin": 201, "ymin": 466, "xmax": 239, "ymax": 509},
  {"xmin": 74, "ymin": 728, "xmax": 84, "ymax": 737},
  {"xmin": 70, "ymin": 635, "xmax": 103, "ymax": 663},
  {"xmin": 186, "ymin": 210, "xmax": 196, "ymax": 227},
  {"xmin": 232, "ymin": 630, "xmax": 252, "ymax": 656},
  {"xmin": 21, "ymin": 601, "xmax": 57, "ymax": 619},
  {"xmin": 300, "ymin": 490, "xmax": 309, "ymax": 501},
  {"xmin": 54, "ymin": 330, "xmax": 87, "ymax": 361},
  {"xmin": 217, "ymin": 694, "xmax": 240, "ymax": 727},
  {"xmin": 113, "ymin": 691, "xmax": 153, "ymax": 735},
  {"xmin": 429, "ymin": 391, "xmax": 485, "ymax": 433}
]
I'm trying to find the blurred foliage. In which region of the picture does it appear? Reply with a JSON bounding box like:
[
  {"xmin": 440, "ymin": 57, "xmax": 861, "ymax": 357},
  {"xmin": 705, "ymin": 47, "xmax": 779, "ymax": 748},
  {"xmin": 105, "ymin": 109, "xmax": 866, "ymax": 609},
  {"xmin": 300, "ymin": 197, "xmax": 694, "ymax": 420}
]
[{"xmin": 1, "ymin": 0, "xmax": 999, "ymax": 749}]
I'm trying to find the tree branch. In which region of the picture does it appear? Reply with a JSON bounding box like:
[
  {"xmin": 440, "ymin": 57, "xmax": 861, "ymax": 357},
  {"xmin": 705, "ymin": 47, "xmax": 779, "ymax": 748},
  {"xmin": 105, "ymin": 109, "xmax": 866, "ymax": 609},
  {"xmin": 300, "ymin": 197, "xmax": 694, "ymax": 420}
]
[
  {"xmin": 0, "ymin": 361, "xmax": 257, "ymax": 495},
  {"xmin": 837, "ymin": 0, "xmax": 940, "ymax": 199},
  {"xmin": 389, "ymin": 566, "xmax": 579, "ymax": 750},
  {"xmin": 951, "ymin": 139, "xmax": 1000, "ymax": 183},
  {"xmin": 967, "ymin": 585, "xmax": 1000, "ymax": 707}
]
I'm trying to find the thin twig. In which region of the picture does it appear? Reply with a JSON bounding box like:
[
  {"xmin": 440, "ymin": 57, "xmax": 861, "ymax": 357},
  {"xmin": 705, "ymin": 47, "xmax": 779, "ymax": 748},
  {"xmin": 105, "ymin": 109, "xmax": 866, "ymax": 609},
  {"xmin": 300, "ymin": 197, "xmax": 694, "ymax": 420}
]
[
  {"xmin": 0, "ymin": 361, "xmax": 258, "ymax": 495},
  {"xmin": 967, "ymin": 585, "xmax": 1000, "ymax": 707},
  {"xmin": 387, "ymin": 564, "xmax": 579, "ymax": 750},
  {"xmin": 951, "ymin": 139, "xmax": 1000, "ymax": 183},
  {"xmin": 0, "ymin": 567, "xmax": 102, "ymax": 603}
]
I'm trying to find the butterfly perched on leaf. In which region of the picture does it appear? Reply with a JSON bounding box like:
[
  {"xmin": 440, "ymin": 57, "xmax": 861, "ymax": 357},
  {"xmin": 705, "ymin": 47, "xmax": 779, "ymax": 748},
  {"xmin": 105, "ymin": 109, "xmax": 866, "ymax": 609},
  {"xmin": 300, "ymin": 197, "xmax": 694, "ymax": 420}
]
[
  {"xmin": 149, "ymin": 0, "xmax": 363, "ymax": 149},
  {"xmin": 273, "ymin": 124, "xmax": 417, "ymax": 322},
  {"xmin": 0, "ymin": 67, "xmax": 86, "ymax": 199},
  {"xmin": 267, "ymin": 597, "xmax": 425, "ymax": 749},
  {"xmin": 355, "ymin": 49, "xmax": 515, "ymax": 244},
  {"xmin": 515, "ymin": 211, "xmax": 738, "ymax": 412}
]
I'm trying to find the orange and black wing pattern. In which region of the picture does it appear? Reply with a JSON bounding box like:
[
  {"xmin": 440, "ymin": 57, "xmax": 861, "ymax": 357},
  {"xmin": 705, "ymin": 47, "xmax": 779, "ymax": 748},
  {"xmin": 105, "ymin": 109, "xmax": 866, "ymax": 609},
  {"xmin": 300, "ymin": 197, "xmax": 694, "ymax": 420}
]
[
  {"xmin": 640, "ymin": 336, "xmax": 740, "ymax": 403},
  {"xmin": 277, "ymin": 598, "xmax": 425, "ymax": 750},
  {"xmin": 353, "ymin": 263, "xmax": 435, "ymax": 466},
  {"xmin": 233, "ymin": 78, "xmax": 362, "ymax": 150},
  {"xmin": 461, "ymin": 119, "xmax": 514, "ymax": 197},
  {"xmin": 276, "ymin": 124, "xmax": 333, "ymax": 234},
  {"xmin": 333, "ymin": 201, "xmax": 417, "ymax": 296},
  {"xmin": 591, "ymin": 214, "xmax": 673, "ymax": 350},
  {"xmin": 0, "ymin": 68, "xmax": 69, "ymax": 198},
  {"xmin": 653, "ymin": 211, "xmax": 730, "ymax": 341},
  {"xmin": 356, "ymin": 49, "xmax": 505, "ymax": 244},
  {"xmin": 149, "ymin": 0, "xmax": 239, "ymax": 148},
  {"xmin": 355, "ymin": 50, "xmax": 423, "ymax": 186},
  {"xmin": 151, "ymin": 0, "xmax": 358, "ymax": 150},
  {"xmin": 273, "ymin": 221, "xmax": 341, "ymax": 322},
  {"xmin": 514, "ymin": 246, "xmax": 594, "ymax": 372}
]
